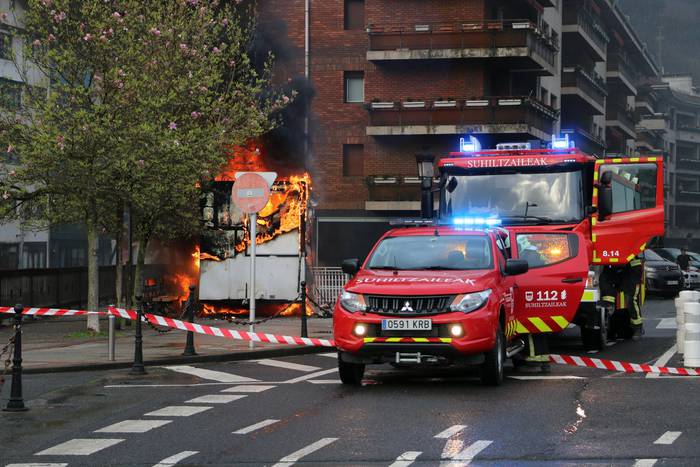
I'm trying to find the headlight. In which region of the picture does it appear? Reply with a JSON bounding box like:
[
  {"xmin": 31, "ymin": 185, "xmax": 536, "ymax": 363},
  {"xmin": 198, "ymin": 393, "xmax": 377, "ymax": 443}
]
[
  {"xmin": 644, "ymin": 266, "xmax": 657, "ymax": 274},
  {"xmin": 450, "ymin": 289, "xmax": 492, "ymax": 313},
  {"xmin": 339, "ymin": 290, "xmax": 366, "ymax": 313}
]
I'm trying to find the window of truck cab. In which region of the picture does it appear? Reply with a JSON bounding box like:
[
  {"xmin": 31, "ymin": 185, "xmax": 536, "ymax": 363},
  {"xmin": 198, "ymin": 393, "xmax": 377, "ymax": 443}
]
[
  {"xmin": 440, "ymin": 164, "xmax": 585, "ymax": 224},
  {"xmin": 367, "ymin": 234, "xmax": 494, "ymax": 271}
]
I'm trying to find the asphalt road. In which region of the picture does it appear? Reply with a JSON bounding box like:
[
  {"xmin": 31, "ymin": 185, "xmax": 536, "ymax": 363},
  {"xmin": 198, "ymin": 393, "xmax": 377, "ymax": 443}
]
[{"xmin": 1, "ymin": 297, "xmax": 696, "ymax": 466}]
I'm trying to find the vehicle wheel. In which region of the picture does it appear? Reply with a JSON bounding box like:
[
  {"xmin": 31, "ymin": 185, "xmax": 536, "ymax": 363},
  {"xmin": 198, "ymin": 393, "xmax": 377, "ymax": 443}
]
[
  {"xmin": 480, "ymin": 326, "xmax": 505, "ymax": 386},
  {"xmin": 338, "ymin": 354, "xmax": 365, "ymax": 386},
  {"xmin": 581, "ymin": 307, "xmax": 610, "ymax": 352}
]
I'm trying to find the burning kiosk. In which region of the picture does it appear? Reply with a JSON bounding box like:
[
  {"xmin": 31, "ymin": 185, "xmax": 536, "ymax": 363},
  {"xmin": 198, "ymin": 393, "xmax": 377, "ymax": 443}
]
[{"xmin": 198, "ymin": 143, "xmax": 311, "ymax": 315}]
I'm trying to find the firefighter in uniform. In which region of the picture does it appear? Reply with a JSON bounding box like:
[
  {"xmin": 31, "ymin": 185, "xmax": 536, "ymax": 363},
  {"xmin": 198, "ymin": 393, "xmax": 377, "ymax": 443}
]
[{"xmin": 599, "ymin": 257, "xmax": 644, "ymax": 341}]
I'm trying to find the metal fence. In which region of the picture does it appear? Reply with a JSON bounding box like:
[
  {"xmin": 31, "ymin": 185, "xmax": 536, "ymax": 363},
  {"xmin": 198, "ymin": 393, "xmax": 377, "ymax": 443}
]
[{"xmin": 309, "ymin": 267, "xmax": 349, "ymax": 309}]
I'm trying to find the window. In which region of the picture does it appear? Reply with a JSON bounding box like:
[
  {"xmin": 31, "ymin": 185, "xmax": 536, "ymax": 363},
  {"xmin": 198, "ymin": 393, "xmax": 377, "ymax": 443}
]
[
  {"xmin": 343, "ymin": 144, "xmax": 363, "ymax": 176},
  {"xmin": 0, "ymin": 243, "xmax": 19, "ymax": 269},
  {"xmin": 22, "ymin": 242, "xmax": 47, "ymax": 269},
  {"xmin": 344, "ymin": 0, "xmax": 364, "ymax": 31},
  {"xmin": 600, "ymin": 163, "xmax": 657, "ymax": 214},
  {"xmin": 0, "ymin": 31, "xmax": 12, "ymax": 60},
  {"xmin": 516, "ymin": 233, "xmax": 578, "ymax": 268},
  {"xmin": 550, "ymin": 94, "xmax": 558, "ymax": 109},
  {"xmin": 344, "ymin": 71, "xmax": 364, "ymax": 103},
  {"xmin": 0, "ymin": 78, "xmax": 22, "ymax": 110}
]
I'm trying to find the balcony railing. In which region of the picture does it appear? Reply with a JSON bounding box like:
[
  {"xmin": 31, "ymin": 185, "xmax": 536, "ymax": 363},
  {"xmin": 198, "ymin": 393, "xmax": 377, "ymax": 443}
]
[
  {"xmin": 367, "ymin": 96, "xmax": 558, "ymax": 137},
  {"xmin": 562, "ymin": 9, "xmax": 609, "ymax": 59},
  {"xmin": 607, "ymin": 54, "xmax": 638, "ymax": 95},
  {"xmin": 562, "ymin": 126, "xmax": 606, "ymax": 155},
  {"xmin": 677, "ymin": 158, "xmax": 700, "ymax": 172},
  {"xmin": 367, "ymin": 20, "xmax": 558, "ymax": 69},
  {"xmin": 676, "ymin": 190, "xmax": 700, "ymax": 203},
  {"xmin": 562, "ymin": 66, "xmax": 607, "ymax": 112},
  {"xmin": 607, "ymin": 106, "xmax": 637, "ymax": 138}
]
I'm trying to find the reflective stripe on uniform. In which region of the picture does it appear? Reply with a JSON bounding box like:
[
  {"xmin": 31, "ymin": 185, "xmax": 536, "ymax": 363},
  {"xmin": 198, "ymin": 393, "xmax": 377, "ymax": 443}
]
[
  {"xmin": 602, "ymin": 295, "xmax": 616, "ymax": 303},
  {"xmin": 630, "ymin": 284, "xmax": 643, "ymax": 325},
  {"xmin": 618, "ymin": 292, "xmax": 626, "ymax": 310}
]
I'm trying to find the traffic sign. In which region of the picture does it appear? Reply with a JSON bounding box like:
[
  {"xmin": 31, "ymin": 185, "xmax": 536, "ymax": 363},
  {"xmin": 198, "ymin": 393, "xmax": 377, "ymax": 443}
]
[{"xmin": 232, "ymin": 172, "xmax": 277, "ymax": 214}]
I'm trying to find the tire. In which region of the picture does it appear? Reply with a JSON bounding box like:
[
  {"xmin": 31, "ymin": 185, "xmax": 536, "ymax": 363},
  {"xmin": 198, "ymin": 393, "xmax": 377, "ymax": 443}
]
[
  {"xmin": 480, "ymin": 326, "xmax": 505, "ymax": 386},
  {"xmin": 338, "ymin": 353, "xmax": 365, "ymax": 386},
  {"xmin": 581, "ymin": 307, "xmax": 610, "ymax": 352}
]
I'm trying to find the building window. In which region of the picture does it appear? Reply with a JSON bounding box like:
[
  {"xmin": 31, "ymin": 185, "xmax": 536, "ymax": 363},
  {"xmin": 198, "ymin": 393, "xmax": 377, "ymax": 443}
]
[
  {"xmin": 344, "ymin": 0, "xmax": 364, "ymax": 31},
  {"xmin": 22, "ymin": 242, "xmax": 47, "ymax": 269},
  {"xmin": 0, "ymin": 31, "xmax": 12, "ymax": 61},
  {"xmin": 0, "ymin": 78, "xmax": 22, "ymax": 110},
  {"xmin": 344, "ymin": 71, "xmax": 364, "ymax": 103},
  {"xmin": 0, "ymin": 243, "xmax": 19, "ymax": 269},
  {"xmin": 343, "ymin": 144, "xmax": 364, "ymax": 176}
]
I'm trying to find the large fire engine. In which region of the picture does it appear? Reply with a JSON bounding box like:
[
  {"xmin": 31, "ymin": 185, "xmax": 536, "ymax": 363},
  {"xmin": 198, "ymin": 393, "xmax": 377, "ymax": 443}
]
[{"xmin": 333, "ymin": 136, "xmax": 664, "ymax": 385}]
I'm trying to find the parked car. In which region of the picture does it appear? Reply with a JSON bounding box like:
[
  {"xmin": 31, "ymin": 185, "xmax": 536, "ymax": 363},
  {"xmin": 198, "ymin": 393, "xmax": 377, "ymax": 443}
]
[
  {"xmin": 644, "ymin": 249, "xmax": 684, "ymax": 296},
  {"xmin": 653, "ymin": 248, "xmax": 700, "ymax": 289}
]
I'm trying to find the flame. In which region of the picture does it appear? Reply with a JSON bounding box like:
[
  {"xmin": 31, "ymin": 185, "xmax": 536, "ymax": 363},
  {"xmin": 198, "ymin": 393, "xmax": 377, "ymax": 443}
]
[
  {"xmin": 199, "ymin": 302, "xmax": 313, "ymax": 318},
  {"xmin": 200, "ymin": 252, "xmax": 223, "ymax": 262},
  {"xmin": 192, "ymin": 246, "xmax": 200, "ymax": 269}
]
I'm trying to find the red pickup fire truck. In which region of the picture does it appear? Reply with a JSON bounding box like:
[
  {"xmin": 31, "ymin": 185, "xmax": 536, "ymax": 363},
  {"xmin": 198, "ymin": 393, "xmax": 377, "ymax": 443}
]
[{"xmin": 333, "ymin": 136, "xmax": 665, "ymax": 385}]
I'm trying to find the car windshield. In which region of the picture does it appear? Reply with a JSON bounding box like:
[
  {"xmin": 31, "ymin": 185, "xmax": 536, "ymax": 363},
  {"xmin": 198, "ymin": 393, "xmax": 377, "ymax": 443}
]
[
  {"xmin": 442, "ymin": 169, "xmax": 584, "ymax": 224},
  {"xmin": 645, "ymin": 250, "xmax": 666, "ymax": 261},
  {"xmin": 367, "ymin": 235, "xmax": 493, "ymax": 271}
]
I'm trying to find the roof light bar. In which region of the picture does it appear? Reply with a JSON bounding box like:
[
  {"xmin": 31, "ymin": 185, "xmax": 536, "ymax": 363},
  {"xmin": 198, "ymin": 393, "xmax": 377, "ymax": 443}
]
[
  {"xmin": 551, "ymin": 134, "xmax": 575, "ymax": 150},
  {"xmin": 453, "ymin": 217, "xmax": 502, "ymax": 227},
  {"xmin": 459, "ymin": 135, "xmax": 482, "ymax": 153}
]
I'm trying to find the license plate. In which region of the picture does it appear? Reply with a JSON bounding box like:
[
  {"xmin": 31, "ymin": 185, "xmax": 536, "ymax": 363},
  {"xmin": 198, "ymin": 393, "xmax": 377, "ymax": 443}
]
[
  {"xmin": 668, "ymin": 280, "xmax": 679, "ymax": 285},
  {"xmin": 381, "ymin": 319, "xmax": 432, "ymax": 331}
]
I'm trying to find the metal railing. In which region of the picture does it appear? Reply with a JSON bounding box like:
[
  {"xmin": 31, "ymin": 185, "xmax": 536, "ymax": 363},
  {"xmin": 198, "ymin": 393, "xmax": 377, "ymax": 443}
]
[{"xmin": 309, "ymin": 267, "xmax": 349, "ymax": 309}]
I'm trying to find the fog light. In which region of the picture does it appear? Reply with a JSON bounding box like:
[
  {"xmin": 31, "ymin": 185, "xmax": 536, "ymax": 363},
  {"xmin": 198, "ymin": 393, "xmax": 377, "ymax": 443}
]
[
  {"xmin": 449, "ymin": 324, "xmax": 463, "ymax": 337},
  {"xmin": 354, "ymin": 323, "xmax": 368, "ymax": 336}
]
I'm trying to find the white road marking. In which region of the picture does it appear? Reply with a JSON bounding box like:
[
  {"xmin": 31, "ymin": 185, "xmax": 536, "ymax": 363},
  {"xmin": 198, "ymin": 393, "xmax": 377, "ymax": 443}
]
[
  {"xmin": 389, "ymin": 451, "xmax": 422, "ymax": 467},
  {"xmin": 271, "ymin": 437, "xmax": 338, "ymax": 467},
  {"xmin": 186, "ymin": 394, "xmax": 246, "ymax": 404},
  {"xmin": 35, "ymin": 438, "xmax": 124, "ymax": 456},
  {"xmin": 6, "ymin": 464, "xmax": 68, "ymax": 467},
  {"xmin": 256, "ymin": 359, "xmax": 321, "ymax": 372},
  {"xmin": 440, "ymin": 440, "xmax": 492, "ymax": 466},
  {"xmin": 221, "ymin": 385, "xmax": 276, "ymax": 393},
  {"xmin": 152, "ymin": 450, "xmax": 199, "ymax": 467},
  {"xmin": 654, "ymin": 431, "xmax": 682, "ymax": 444},
  {"xmin": 144, "ymin": 406, "xmax": 213, "ymax": 417},
  {"xmin": 633, "ymin": 460, "xmax": 658, "ymax": 467},
  {"xmin": 646, "ymin": 344, "xmax": 677, "ymax": 379},
  {"xmin": 509, "ymin": 376, "xmax": 586, "ymax": 380},
  {"xmin": 656, "ymin": 318, "xmax": 677, "ymax": 329},
  {"xmin": 435, "ymin": 425, "xmax": 467, "ymax": 439},
  {"xmin": 282, "ymin": 368, "xmax": 338, "ymax": 384},
  {"xmin": 233, "ymin": 419, "xmax": 280, "ymax": 434},
  {"xmin": 308, "ymin": 379, "xmax": 342, "ymax": 384},
  {"xmin": 318, "ymin": 353, "xmax": 337, "ymax": 358},
  {"xmin": 95, "ymin": 419, "xmax": 172, "ymax": 433},
  {"xmin": 163, "ymin": 365, "xmax": 258, "ymax": 382}
]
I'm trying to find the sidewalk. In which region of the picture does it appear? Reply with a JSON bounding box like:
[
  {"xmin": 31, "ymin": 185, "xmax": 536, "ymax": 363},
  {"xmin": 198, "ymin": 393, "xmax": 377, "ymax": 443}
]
[{"xmin": 0, "ymin": 314, "xmax": 333, "ymax": 374}]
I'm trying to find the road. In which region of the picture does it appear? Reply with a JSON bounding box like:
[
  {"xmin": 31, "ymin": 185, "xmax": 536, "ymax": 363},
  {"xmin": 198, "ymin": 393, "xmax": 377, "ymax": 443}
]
[{"xmin": 1, "ymin": 297, "xmax": 697, "ymax": 466}]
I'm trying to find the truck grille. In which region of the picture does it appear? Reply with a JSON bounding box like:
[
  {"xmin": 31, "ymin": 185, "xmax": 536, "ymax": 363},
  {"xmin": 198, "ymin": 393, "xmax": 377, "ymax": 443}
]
[{"xmin": 366, "ymin": 295, "xmax": 454, "ymax": 315}]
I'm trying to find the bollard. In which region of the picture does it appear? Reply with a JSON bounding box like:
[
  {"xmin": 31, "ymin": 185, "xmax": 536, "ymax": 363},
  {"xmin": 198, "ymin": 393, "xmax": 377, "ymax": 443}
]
[
  {"xmin": 684, "ymin": 322, "xmax": 700, "ymax": 367},
  {"xmin": 108, "ymin": 314, "xmax": 116, "ymax": 362},
  {"xmin": 130, "ymin": 295, "xmax": 147, "ymax": 375},
  {"xmin": 676, "ymin": 292, "xmax": 699, "ymax": 354},
  {"xmin": 182, "ymin": 285, "xmax": 197, "ymax": 356},
  {"xmin": 300, "ymin": 281, "xmax": 308, "ymax": 338},
  {"xmin": 4, "ymin": 304, "xmax": 27, "ymax": 412}
]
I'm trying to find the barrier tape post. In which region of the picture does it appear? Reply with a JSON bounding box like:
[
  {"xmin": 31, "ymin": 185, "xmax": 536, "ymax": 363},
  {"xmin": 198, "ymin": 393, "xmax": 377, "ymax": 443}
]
[
  {"xmin": 182, "ymin": 285, "xmax": 197, "ymax": 357},
  {"xmin": 300, "ymin": 281, "xmax": 308, "ymax": 339},
  {"xmin": 4, "ymin": 304, "xmax": 27, "ymax": 412},
  {"xmin": 130, "ymin": 296, "xmax": 147, "ymax": 375},
  {"xmin": 108, "ymin": 314, "xmax": 116, "ymax": 362}
]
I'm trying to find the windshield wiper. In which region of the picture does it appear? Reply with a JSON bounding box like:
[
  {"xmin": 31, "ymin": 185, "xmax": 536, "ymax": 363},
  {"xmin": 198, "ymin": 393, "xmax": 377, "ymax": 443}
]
[
  {"xmin": 502, "ymin": 215, "xmax": 561, "ymax": 224},
  {"xmin": 369, "ymin": 266, "xmax": 398, "ymax": 270},
  {"xmin": 416, "ymin": 266, "xmax": 462, "ymax": 270}
]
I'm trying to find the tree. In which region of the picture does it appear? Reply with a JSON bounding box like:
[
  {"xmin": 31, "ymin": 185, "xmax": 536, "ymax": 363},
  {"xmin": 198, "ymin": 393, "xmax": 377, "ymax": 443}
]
[{"xmin": 0, "ymin": 0, "xmax": 285, "ymax": 329}]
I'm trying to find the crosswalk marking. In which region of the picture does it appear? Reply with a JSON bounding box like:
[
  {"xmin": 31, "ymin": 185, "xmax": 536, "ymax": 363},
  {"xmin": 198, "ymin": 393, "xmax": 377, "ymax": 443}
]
[
  {"xmin": 308, "ymin": 379, "xmax": 341, "ymax": 384},
  {"xmin": 509, "ymin": 376, "xmax": 586, "ymax": 380},
  {"xmin": 440, "ymin": 440, "xmax": 492, "ymax": 466},
  {"xmin": 282, "ymin": 368, "xmax": 338, "ymax": 384},
  {"xmin": 221, "ymin": 385, "xmax": 276, "ymax": 393},
  {"xmin": 6, "ymin": 464, "xmax": 68, "ymax": 467},
  {"xmin": 271, "ymin": 437, "xmax": 338, "ymax": 467},
  {"xmin": 318, "ymin": 353, "xmax": 338, "ymax": 358},
  {"xmin": 152, "ymin": 450, "xmax": 199, "ymax": 467},
  {"xmin": 656, "ymin": 318, "xmax": 676, "ymax": 329},
  {"xmin": 35, "ymin": 438, "xmax": 125, "ymax": 456},
  {"xmin": 233, "ymin": 419, "xmax": 280, "ymax": 435},
  {"xmin": 654, "ymin": 431, "xmax": 681, "ymax": 444},
  {"xmin": 389, "ymin": 451, "xmax": 422, "ymax": 467},
  {"xmin": 144, "ymin": 406, "xmax": 213, "ymax": 417},
  {"xmin": 435, "ymin": 425, "xmax": 467, "ymax": 439},
  {"xmin": 256, "ymin": 359, "xmax": 321, "ymax": 372},
  {"xmin": 95, "ymin": 419, "xmax": 172, "ymax": 433},
  {"xmin": 185, "ymin": 394, "xmax": 246, "ymax": 404},
  {"xmin": 163, "ymin": 365, "xmax": 258, "ymax": 382},
  {"xmin": 634, "ymin": 460, "xmax": 658, "ymax": 467}
]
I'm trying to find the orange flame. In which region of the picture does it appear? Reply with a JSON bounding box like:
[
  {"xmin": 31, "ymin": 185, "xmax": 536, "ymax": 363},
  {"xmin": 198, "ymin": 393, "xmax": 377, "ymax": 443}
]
[{"xmin": 199, "ymin": 302, "xmax": 313, "ymax": 318}]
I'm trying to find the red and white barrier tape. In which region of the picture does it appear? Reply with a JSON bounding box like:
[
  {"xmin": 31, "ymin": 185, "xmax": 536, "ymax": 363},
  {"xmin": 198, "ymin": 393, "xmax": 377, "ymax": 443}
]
[
  {"xmin": 0, "ymin": 306, "xmax": 99, "ymax": 316},
  {"xmin": 550, "ymin": 353, "xmax": 700, "ymax": 376}
]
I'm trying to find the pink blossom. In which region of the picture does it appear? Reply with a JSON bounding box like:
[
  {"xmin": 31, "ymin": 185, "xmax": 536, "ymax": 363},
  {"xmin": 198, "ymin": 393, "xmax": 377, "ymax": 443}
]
[
  {"xmin": 187, "ymin": 0, "xmax": 198, "ymax": 5},
  {"xmin": 221, "ymin": 18, "xmax": 229, "ymax": 26},
  {"xmin": 179, "ymin": 43, "xmax": 188, "ymax": 50},
  {"xmin": 212, "ymin": 47, "xmax": 221, "ymax": 54},
  {"xmin": 112, "ymin": 12, "xmax": 121, "ymax": 19},
  {"xmin": 48, "ymin": 34, "xmax": 56, "ymax": 42},
  {"xmin": 3, "ymin": 192, "xmax": 10, "ymax": 200},
  {"xmin": 41, "ymin": 0, "xmax": 53, "ymax": 6},
  {"xmin": 83, "ymin": 33, "xmax": 92, "ymax": 41},
  {"xmin": 9, "ymin": 170, "xmax": 16, "ymax": 176},
  {"xmin": 0, "ymin": 12, "xmax": 8, "ymax": 21},
  {"xmin": 136, "ymin": 159, "xmax": 145, "ymax": 167},
  {"xmin": 6, "ymin": 144, "xmax": 14, "ymax": 153},
  {"xmin": 199, "ymin": 85, "xmax": 207, "ymax": 92},
  {"xmin": 32, "ymin": 39, "xmax": 41, "ymax": 46},
  {"xmin": 168, "ymin": 122, "xmax": 177, "ymax": 130},
  {"xmin": 56, "ymin": 135, "xmax": 65, "ymax": 150},
  {"xmin": 52, "ymin": 11, "xmax": 66, "ymax": 22},
  {"xmin": 190, "ymin": 111, "xmax": 201, "ymax": 119},
  {"xmin": 115, "ymin": 80, "xmax": 123, "ymax": 88},
  {"xmin": 282, "ymin": 95, "xmax": 290, "ymax": 104},
  {"xmin": 107, "ymin": 28, "xmax": 114, "ymax": 36},
  {"xmin": 149, "ymin": 27, "xmax": 161, "ymax": 36}
]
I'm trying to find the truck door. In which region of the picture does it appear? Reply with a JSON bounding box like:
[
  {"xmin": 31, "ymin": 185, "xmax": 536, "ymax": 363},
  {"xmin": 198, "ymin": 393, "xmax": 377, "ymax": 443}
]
[
  {"xmin": 591, "ymin": 157, "xmax": 664, "ymax": 265},
  {"xmin": 511, "ymin": 231, "xmax": 589, "ymax": 334}
]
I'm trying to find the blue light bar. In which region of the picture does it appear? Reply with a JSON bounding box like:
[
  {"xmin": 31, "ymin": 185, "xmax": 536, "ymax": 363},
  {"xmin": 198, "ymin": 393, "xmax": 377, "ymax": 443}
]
[
  {"xmin": 452, "ymin": 217, "xmax": 501, "ymax": 227},
  {"xmin": 551, "ymin": 134, "xmax": 575, "ymax": 149},
  {"xmin": 459, "ymin": 135, "xmax": 482, "ymax": 153}
]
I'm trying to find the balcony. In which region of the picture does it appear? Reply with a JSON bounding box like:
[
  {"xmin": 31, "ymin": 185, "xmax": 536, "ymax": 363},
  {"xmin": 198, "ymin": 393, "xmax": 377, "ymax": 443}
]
[
  {"xmin": 366, "ymin": 97, "xmax": 558, "ymax": 140},
  {"xmin": 561, "ymin": 127, "xmax": 606, "ymax": 156},
  {"xmin": 606, "ymin": 106, "xmax": 637, "ymax": 139},
  {"xmin": 637, "ymin": 114, "xmax": 667, "ymax": 133},
  {"xmin": 677, "ymin": 157, "xmax": 700, "ymax": 172},
  {"xmin": 561, "ymin": 66, "xmax": 607, "ymax": 115},
  {"xmin": 533, "ymin": 0, "xmax": 556, "ymax": 6},
  {"xmin": 676, "ymin": 189, "xmax": 700, "ymax": 204},
  {"xmin": 367, "ymin": 20, "xmax": 558, "ymax": 76},
  {"xmin": 606, "ymin": 54, "xmax": 637, "ymax": 97},
  {"xmin": 562, "ymin": 9, "xmax": 609, "ymax": 62},
  {"xmin": 677, "ymin": 126, "xmax": 700, "ymax": 144}
]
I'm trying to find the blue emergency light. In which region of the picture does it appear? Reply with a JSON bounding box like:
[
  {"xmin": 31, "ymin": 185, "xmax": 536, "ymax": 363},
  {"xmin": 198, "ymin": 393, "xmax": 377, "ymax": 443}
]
[
  {"xmin": 452, "ymin": 217, "xmax": 502, "ymax": 227},
  {"xmin": 551, "ymin": 134, "xmax": 575, "ymax": 149},
  {"xmin": 459, "ymin": 135, "xmax": 482, "ymax": 153}
]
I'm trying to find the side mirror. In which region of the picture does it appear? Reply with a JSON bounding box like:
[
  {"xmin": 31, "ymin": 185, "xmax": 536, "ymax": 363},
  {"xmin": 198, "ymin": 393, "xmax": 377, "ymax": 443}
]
[
  {"xmin": 342, "ymin": 258, "xmax": 360, "ymax": 276},
  {"xmin": 504, "ymin": 259, "xmax": 529, "ymax": 276}
]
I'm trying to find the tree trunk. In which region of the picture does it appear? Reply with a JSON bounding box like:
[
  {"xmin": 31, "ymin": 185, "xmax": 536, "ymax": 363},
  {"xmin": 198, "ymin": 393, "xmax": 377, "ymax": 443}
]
[
  {"xmin": 114, "ymin": 206, "xmax": 124, "ymax": 330},
  {"xmin": 86, "ymin": 216, "xmax": 100, "ymax": 332},
  {"xmin": 133, "ymin": 236, "xmax": 148, "ymax": 304}
]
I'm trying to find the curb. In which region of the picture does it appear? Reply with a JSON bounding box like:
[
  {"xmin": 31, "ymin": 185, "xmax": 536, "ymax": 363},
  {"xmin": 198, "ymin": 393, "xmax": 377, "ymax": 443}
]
[{"xmin": 22, "ymin": 345, "xmax": 330, "ymax": 375}]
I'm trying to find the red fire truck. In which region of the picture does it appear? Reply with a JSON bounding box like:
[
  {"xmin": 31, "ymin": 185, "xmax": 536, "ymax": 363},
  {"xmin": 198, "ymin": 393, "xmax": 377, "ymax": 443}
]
[{"xmin": 333, "ymin": 136, "xmax": 665, "ymax": 385}]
